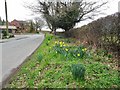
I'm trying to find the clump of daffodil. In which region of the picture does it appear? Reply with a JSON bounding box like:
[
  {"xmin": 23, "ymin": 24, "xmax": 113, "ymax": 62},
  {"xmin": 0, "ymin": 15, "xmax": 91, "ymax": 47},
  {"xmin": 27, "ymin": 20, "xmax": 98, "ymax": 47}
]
[
  {"xmin": 77, "ymin": 54, "xmax": 80, "ymax": 57},
  {"xmin": 82, "ymin": 48, "xmax": 87, "ymax": 52},
  {"xmin": 58, "ymin": 41, "xmax": 66, "ymax": 47}
]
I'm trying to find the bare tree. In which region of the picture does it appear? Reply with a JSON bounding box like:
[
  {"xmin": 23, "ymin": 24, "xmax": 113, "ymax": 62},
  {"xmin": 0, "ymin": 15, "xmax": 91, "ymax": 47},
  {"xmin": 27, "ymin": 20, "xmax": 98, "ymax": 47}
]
[
  {"xmin": 27, "ymin": 0, "xmax": 107, "ymax": 34},
  {"xmin": 34, "ymin": 17, "xmax": 44, "ymax": 31}
]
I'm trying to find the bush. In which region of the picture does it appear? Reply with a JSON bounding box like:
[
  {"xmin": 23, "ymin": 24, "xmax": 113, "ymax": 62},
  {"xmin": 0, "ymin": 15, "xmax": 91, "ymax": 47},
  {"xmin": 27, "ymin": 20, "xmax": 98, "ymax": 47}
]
[
  {"xmin": 2, "ymin": 30, "xmax": 15, "ymax": 39},
  {"xmin": 36, "ymin": 31, "xmax": 39, "ymax": 34},
  {"xmin": 67, "ymin": 12, "xmax": 120, "ymax": 58},
  {"xmin": 71, "ymin": 64, "xmax": 85, "ymax": 80},
  {"xmin": 2, "ymin": 30, "xmax": 7, "ymax": 36},
  {"xmin": 2, "ymin": 30, "xmax": 8, "ymax": 39},
  {"xmin": 9, "ymin": 33, "xmax": 14, "ymax": 38}
]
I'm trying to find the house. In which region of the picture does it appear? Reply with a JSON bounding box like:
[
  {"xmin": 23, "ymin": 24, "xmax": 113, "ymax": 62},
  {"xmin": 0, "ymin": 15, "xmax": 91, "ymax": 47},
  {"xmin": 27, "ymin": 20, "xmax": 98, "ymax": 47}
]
[
  {"xmin": 10, "ymin": 19, "xmax": 29, "ymax": 33},
  {"xmin": 0, "ymin": 25, "xmax": 17, "ymax": 38},
  {"xmin": 10, "ymin": 19, "xmax": 21, "ymax": 28}
]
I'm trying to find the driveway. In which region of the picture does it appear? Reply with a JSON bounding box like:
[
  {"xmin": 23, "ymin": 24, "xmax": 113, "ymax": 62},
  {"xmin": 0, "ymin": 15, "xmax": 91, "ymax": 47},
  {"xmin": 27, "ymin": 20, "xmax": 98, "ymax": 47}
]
[{"xmin": 0, "ymin": 34, "xmax": 44, "ymax": 88}]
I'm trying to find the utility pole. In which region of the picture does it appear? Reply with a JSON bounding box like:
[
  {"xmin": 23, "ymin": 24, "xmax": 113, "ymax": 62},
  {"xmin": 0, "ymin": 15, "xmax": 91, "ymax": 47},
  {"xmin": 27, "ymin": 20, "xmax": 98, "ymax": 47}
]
[
  {"xmin": 118, "ymin": 1, "xmax": 120, "ymax": 13},
  {"xmin": 5, "ymin": 0, "xmax": 9, "ymax": 36}
]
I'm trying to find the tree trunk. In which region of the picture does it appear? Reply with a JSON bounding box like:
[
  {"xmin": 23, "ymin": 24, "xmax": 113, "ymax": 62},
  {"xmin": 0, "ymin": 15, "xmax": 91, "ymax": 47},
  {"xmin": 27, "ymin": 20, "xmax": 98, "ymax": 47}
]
[
  {"xmin": 65, "ymin": 30, "xmax": 71, "ymax": 37},
  {"xmin": 53, "ymin": 28, "xmax": 56, "ymax": 35}
]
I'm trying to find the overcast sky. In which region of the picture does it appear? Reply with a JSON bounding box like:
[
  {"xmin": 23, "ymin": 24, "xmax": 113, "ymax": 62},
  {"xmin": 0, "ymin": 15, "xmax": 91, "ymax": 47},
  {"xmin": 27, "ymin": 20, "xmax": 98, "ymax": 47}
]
[{"xmin": 0, "ymin": 0, "xmax": 119, "ymax": 27}]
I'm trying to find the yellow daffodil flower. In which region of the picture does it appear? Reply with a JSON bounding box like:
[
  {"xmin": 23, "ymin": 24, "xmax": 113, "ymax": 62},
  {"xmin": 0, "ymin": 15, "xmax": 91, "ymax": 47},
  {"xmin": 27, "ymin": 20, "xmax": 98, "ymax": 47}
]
[
  {"xmin": 65, "ymin": 48, "xmax": 68, "ymax": 51},
  {"xmin": 77, "ymin": 54, "xmax": 80, "ymax": 56},
  {"xmin": 55, "ymin": 41, "xmax": 58, "ymax": 44},
  {"xmin": 82, "ymin": 48, "xmax": 87, "ymax": 51},
  {"xmin": 60, "ymin": 41, "xmax": 63, "ymax": 45},
  {"xmin": 84, "ymin": 48, "xmax": 87, "ymax": 51},
  {"xmin": 82, "ymin": 49, "xmax": 84, "ymax": 51}
]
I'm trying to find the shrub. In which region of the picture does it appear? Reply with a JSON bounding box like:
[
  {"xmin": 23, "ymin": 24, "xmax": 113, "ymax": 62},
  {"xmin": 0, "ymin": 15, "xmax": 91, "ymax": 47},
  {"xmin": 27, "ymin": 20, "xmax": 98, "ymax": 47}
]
[
  {"xmin": 2, "ymin": 30, "xmax": 8, "ymax": 39},
  {"xmin": 9, "ymin": 33, "xmax": 14, "ymax": 38},
  {"xmin": 71, "ymin": 64, "xmax": 85, "ymax": 80},
  {"xmin": 2, "ymin": 30, "xmax": 7, "ymax": 37},
  {"xmin": 67, "ymin": 12, "xmax": 120, "ymax": 58}
]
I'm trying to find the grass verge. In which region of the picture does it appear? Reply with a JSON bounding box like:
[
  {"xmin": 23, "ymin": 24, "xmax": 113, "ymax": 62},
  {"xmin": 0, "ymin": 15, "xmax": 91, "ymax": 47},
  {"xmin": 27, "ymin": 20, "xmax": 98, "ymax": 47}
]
[{"xmin": 5, "ymin": 33, "xmax": 119, "ymax": 88}]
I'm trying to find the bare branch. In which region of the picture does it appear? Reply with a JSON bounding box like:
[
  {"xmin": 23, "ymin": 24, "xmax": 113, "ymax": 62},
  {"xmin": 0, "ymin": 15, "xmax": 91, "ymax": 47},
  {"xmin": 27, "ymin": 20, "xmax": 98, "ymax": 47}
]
[{"xmin": 26, "ymin": 0, "xmax": 108, "ymax": 32}]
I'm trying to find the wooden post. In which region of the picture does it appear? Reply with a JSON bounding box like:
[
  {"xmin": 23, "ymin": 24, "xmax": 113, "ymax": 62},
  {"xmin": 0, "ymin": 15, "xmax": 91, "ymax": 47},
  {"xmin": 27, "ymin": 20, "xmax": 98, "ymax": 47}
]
[{"xmin": 5, "ymin": 0, "xmax": 9, "ymax": 36}]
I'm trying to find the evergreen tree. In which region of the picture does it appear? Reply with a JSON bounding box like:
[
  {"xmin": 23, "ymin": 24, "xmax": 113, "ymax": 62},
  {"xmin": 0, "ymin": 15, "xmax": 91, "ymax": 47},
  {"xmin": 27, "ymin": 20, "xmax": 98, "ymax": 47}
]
[{"xmin": 2, "ymin": 19, "xmax": 5, "ymax": 25}]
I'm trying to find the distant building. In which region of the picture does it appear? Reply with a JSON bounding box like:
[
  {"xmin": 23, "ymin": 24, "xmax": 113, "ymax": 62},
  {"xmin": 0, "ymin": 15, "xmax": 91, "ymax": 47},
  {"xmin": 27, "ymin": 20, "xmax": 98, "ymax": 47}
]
[
  {"xmin": 10, "ymin": 19, "xmax": 21, "ymax": 29},
  {"xmin": 10, "ymin": 19, "xmax": 29, "ymax": 33},
  {"xmin": 0, "ymin": 25, "xmax": 17, "ymax": 38},
  {"xmin": 0, "ymin": 25, "xmax": 17, "ymax": 34}
]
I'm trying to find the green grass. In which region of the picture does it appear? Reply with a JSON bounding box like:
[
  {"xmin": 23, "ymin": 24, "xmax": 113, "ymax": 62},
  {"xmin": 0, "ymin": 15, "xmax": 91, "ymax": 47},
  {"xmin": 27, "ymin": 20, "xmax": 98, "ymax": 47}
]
[{"xmin": 5, "ymin": 33, "xmax": 119, "ymax": 88}]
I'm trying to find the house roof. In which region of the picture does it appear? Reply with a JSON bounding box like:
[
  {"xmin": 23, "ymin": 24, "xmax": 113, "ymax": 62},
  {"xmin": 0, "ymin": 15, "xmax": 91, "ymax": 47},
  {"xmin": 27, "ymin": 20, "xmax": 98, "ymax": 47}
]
[
  {"xmin": 10, "ymin": 20, "xmax": 21, "ymax": 28},
  {"xmin": 0, "ymin": 25, "xmax": 17, "ymax": 30}
]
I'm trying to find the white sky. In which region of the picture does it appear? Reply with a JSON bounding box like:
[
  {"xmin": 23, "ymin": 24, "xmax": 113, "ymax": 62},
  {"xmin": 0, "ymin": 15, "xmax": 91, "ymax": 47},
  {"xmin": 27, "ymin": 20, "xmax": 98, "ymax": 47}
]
[{"xmin": 0, "ymin": 0, "xmax": 119, "ymax": 27}]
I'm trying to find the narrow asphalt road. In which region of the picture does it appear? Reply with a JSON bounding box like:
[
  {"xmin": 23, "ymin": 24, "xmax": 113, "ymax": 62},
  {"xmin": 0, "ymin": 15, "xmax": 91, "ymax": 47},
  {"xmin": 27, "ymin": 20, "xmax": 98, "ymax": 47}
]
[{"xmin": 0, "ymin": 34, "xmax": 44, "ymax": 87}]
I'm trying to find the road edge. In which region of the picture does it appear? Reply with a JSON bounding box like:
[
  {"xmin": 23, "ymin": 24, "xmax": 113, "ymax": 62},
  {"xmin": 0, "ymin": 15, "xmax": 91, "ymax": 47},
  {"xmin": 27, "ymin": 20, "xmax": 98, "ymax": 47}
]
[{"xmin": 1, "ymin": 33, "xmax": 45, "ymax": 89}]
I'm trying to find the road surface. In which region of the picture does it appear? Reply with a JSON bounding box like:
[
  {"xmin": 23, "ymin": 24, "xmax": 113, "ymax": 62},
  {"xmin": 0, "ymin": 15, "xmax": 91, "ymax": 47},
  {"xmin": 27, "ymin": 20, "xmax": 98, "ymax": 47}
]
[{"xmin": 0, "ymin": 34, "xmax": 44, "ymax": 87}]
